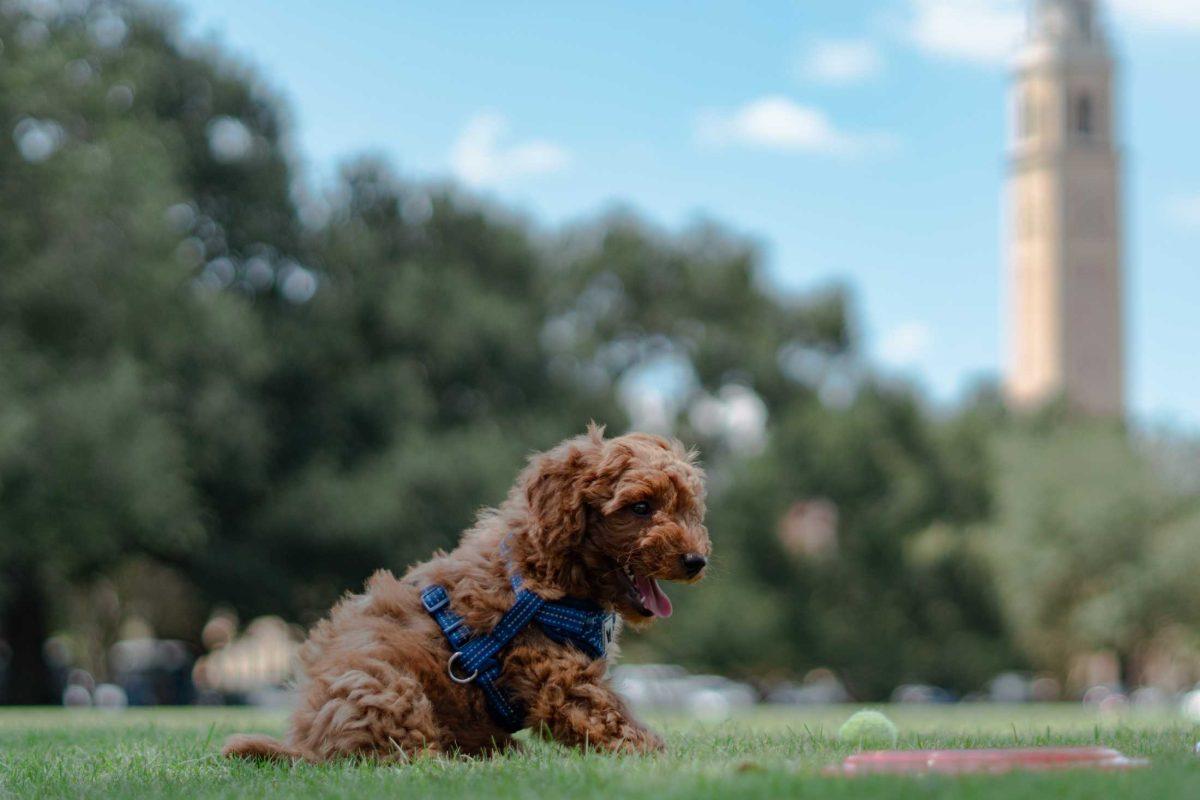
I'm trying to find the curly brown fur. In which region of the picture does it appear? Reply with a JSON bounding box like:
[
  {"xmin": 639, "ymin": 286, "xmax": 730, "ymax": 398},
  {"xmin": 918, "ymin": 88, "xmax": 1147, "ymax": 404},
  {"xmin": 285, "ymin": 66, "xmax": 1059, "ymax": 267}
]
[{"xmin": 223, "ymin": 425, "xmax": 710, "ymax": 762}]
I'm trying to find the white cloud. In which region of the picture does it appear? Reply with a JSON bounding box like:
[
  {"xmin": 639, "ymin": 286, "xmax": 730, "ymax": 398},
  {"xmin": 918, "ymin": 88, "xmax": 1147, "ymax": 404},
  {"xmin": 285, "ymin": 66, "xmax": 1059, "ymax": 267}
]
[
  {"xmin": 1112, "ymin": 0, "xmax": 1200, "ymax": 31},
  {"xmin": 1168, "ymin": 195, "xmax": 1200, "ymax": 229},
  {"xmin": 800, "ymin": 39, "xmax": 884, "ymax": 85},
  {"xmin": 905, "ymin": 0, "xmax": 1024, "ymax": 66},
  {"xmin": 697, "ymin": 96, "xmax": 891, "ymax": 157},
  {"xmin": 904, "ymin": 0, "xmax": 1200, "ymax": 69},
  {"xmin": 879, "ymin": 321, "xmax": 933, "ymax": 367},
  {"xmin": 450, "ymin": 113, "xmax": 570, "ymax": 188}
]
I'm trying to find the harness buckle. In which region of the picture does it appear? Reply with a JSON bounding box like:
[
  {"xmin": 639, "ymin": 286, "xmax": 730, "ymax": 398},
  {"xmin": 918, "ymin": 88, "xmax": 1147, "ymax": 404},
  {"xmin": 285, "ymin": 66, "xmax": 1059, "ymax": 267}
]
[
  {"xmin": 447, "ymin": 651, "xmax": 479, "ymax": 684},
  {"xmin": 421, "ymin": 588, "xmax": 450, "ymax": 614}
]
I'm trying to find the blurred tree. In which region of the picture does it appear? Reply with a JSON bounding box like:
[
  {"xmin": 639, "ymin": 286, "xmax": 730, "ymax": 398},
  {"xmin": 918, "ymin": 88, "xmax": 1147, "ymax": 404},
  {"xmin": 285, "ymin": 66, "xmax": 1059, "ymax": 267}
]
[
  {"xmin": 542, "ymin": 215, "xmax": 1013, "ymax": 696},
  {"xmin": 0, "ymin": 1, "xmax": 621, "ymax": 689},
  {"xmin": 642, "ymin": 384, "xmax": 1015, "ymax": 698},
  {"xmin": 196, "ymin": 160, "xmax": 624, "ymax": 621},
  {"xmin": 982, "ymin": 422, "xmax": 1200, "ymax": 685},
  {"xmin": 546, "ymin": 212, "xmax": 849, "ymax": 459},
  {"xmin": 0, "ymin": 0, "xmax": 276, "ymax": 701},
  {"xmin": 4, "ymin": 0, "xmax": 1195, "ymax": 709}
]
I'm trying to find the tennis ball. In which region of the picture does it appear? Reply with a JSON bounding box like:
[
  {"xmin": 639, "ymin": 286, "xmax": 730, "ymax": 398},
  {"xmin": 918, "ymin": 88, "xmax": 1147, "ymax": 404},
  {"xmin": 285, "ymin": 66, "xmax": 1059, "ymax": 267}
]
[{"xmin": 838, "ymin": 710, "xmax": 899, "ymax": 749}]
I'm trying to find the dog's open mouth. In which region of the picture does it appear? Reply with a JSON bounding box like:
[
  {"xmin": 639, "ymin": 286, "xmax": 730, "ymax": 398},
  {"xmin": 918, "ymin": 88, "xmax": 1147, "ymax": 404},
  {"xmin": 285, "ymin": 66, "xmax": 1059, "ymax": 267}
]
[{"xmin": 617, "ymin": 565, "xmax": 673, "ymax": 618}]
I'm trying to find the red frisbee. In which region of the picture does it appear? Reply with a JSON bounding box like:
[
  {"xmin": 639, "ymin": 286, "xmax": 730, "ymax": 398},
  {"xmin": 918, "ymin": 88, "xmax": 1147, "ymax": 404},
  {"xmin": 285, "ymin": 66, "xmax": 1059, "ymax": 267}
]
[{"xmin": 826, "ymin": 747, "xmax": 1149, "ymax": 777}]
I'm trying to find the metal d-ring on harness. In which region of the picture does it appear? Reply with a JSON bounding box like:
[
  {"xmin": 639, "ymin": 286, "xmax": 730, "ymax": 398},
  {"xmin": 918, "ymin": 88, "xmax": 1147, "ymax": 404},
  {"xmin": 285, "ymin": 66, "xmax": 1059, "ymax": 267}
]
[
  {"xmin": 420, "ymin": 542, "xmax": 617, "ymax": 733},
  {"xmin": 446, "ymin": 652, "xmax": 476, "ymax": 684}
]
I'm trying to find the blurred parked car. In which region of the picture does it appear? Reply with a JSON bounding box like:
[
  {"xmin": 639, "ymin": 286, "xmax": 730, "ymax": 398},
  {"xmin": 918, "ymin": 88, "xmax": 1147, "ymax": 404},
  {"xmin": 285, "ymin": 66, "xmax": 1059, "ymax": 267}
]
[
  {"xmin": 766, "ymin": 668, "xmax": 850, "ymax": 705},
  {"xmin": 613, "ymin": 664, "xmax": 756, "ymax": 717},
  {"xmin": 1181, "ymin": 687, "xmax": 1200, "ymax": 721},
  {"xmin": 109, "ymin": 638, "xmax": 194, "ymax": 706},
  {"xmin": 890, "ymin": 683, "xmax": 955, "ymax": 704}
]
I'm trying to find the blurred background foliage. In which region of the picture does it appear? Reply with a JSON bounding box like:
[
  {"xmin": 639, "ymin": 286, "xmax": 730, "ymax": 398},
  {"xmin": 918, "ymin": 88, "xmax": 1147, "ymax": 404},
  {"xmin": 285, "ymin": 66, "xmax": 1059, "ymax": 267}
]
[{"xmin": 2, "ymin": 0, "xmax": 1199, "ymax": 704}]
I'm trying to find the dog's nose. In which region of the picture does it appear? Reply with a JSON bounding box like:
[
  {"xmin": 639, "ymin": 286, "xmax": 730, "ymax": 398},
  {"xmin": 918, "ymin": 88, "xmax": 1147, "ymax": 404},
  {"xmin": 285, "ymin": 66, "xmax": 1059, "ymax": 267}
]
[{"xmin": 681, "ymin": 553, "xmax": 707, "ymax": 578}]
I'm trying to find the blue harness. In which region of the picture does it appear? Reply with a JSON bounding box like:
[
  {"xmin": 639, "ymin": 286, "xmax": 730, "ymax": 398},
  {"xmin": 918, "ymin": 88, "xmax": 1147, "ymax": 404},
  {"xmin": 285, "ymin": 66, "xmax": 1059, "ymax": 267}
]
[{"xmin": 421, "ymin": 562, "xmax": 616, "ymax": 732}]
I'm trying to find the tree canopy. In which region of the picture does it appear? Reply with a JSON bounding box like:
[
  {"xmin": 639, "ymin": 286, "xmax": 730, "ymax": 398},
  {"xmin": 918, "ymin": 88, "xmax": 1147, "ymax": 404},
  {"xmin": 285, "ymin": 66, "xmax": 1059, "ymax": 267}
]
[{"xmin": 2, "ymin": 0, "xmax": 1197, "ymax": 705}]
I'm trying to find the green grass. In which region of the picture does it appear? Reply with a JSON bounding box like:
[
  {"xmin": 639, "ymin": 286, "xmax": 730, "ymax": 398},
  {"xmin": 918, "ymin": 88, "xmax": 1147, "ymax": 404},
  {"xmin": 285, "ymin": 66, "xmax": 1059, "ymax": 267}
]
[{"xmin": 0, "ymin": 705, "xmax": 1196, "ymax": 799}]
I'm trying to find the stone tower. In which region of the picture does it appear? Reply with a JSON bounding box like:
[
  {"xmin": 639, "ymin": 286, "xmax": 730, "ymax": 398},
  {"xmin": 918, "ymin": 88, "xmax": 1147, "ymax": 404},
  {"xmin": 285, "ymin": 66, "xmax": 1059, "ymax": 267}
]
[{"xmin": 1006, "ymin": 0, "xmax": 1124, "ymax": 417}]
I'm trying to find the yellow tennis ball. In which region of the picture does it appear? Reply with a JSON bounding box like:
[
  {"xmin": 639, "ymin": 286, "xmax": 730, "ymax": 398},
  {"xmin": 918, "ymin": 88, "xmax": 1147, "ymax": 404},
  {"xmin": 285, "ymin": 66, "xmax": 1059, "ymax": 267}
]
[{"xmin": 838, "ymin": 710, "xmax": 899, "ymax": 748}]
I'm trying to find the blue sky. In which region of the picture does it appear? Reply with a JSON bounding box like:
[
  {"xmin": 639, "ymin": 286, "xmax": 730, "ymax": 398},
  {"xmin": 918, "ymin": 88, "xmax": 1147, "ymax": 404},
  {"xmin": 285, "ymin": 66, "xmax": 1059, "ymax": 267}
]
[{"xmin": 175, "ymin": 0, "xmax": 1200, "ymax": 427}]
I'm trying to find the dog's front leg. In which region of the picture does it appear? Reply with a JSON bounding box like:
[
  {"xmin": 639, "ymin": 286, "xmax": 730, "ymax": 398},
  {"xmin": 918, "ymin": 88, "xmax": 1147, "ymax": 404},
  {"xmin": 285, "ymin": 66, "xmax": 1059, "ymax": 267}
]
[{"xmin": 511, "ymin": 648, "xmax": 664, "ymax": 754}]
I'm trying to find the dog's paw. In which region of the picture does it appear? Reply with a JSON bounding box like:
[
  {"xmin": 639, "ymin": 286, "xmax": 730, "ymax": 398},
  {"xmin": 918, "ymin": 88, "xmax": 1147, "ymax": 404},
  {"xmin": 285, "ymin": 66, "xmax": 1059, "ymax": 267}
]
[{"xmin": 616, "ymin": 726, "xmax": 666, "ymax": 755}]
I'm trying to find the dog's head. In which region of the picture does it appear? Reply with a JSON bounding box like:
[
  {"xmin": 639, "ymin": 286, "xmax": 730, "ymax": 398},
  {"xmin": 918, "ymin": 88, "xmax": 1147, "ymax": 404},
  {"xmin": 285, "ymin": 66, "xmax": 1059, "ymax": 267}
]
[{"xmin": 515, "ymin": 424, "xmax": 710, "ymax": 624}]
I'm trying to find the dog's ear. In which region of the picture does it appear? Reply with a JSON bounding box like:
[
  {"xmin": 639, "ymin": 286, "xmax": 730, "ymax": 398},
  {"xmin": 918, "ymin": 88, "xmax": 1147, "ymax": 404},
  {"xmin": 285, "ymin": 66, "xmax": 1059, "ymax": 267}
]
[{"xmin": 524, "ymin": 434, "xmax": 602, "ymax": 556}]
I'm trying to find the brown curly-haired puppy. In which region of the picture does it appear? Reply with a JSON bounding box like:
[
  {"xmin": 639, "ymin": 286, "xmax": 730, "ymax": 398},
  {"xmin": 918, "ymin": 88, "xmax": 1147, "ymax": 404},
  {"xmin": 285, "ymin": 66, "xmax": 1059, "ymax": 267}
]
[{"xmin": 223, "ymin": 425, "xmax": 709, "ymax": 762}]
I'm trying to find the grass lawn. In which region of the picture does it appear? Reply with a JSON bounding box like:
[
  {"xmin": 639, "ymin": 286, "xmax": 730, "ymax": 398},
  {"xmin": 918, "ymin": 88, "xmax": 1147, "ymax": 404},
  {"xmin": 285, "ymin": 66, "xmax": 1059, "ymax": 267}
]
[{"xmin": 0, "ymin": 704, "xmax": 1197, "ymax": 799}]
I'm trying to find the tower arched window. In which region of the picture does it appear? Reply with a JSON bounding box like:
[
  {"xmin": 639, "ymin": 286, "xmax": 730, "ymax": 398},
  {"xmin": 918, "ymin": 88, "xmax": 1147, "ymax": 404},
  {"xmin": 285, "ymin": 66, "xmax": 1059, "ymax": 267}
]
[{"xmin": 1074, "ymin": 93, "xmax": 1094, "ymax": 138}]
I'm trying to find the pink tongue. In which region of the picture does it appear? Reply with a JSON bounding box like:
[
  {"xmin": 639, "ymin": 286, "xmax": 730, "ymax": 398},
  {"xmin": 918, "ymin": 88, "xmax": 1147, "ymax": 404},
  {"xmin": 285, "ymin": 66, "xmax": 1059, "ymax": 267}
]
[{"xmin": 635, "ymin": 576, "xmax": 673, "ymax": 618}]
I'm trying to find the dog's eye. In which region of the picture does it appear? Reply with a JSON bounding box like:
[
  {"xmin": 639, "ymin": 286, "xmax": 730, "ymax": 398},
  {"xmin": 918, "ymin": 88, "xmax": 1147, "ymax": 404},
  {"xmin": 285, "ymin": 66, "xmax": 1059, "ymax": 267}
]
[{"xmin": 630, "ymin": 501, "xmax": 652, "ymax": 517}]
